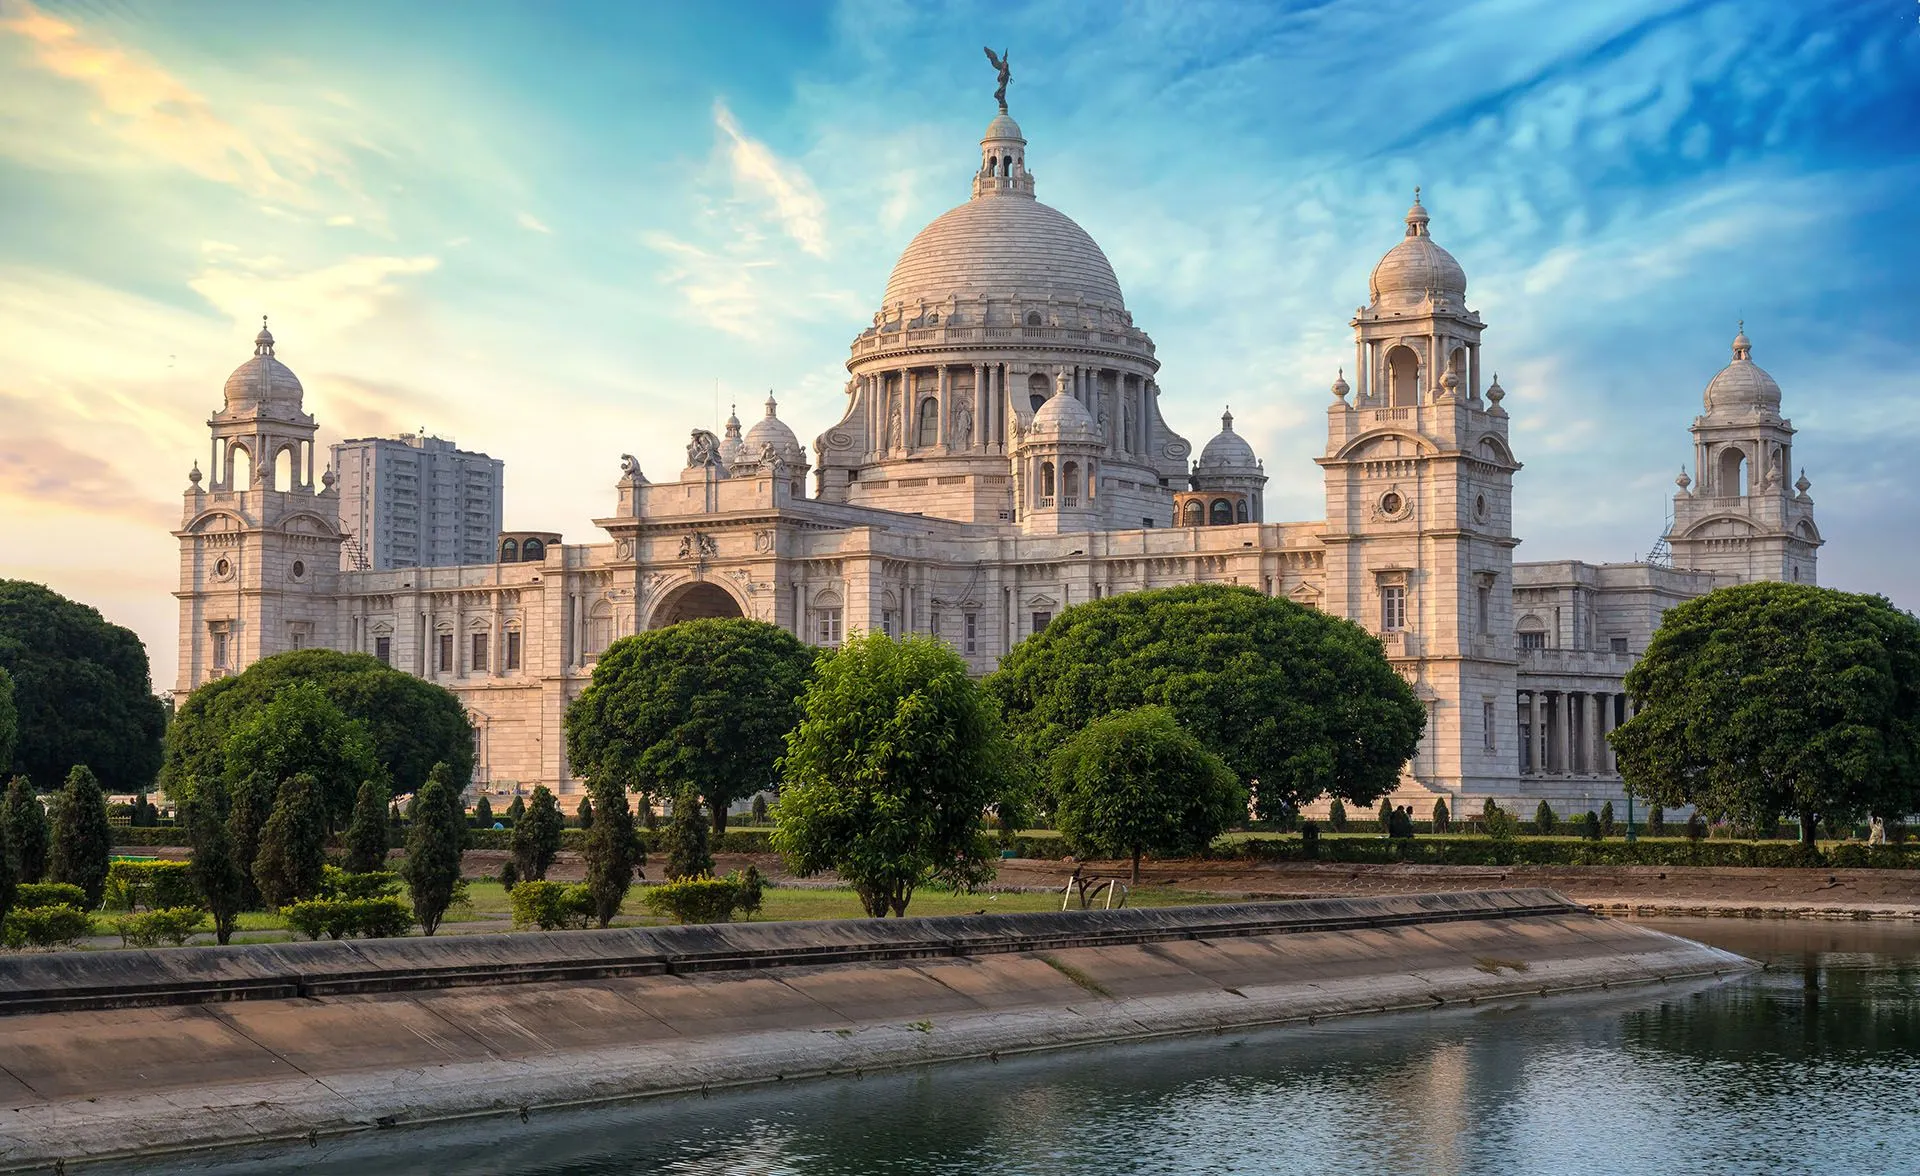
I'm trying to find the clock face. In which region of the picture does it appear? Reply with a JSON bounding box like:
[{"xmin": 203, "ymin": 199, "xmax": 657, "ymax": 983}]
[{"xmin": 1380, "ymin": 492, "xmax": 1402, "ymax": 515}]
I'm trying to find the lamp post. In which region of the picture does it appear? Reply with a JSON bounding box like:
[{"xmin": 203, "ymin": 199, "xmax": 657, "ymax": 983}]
[{"xmin": 1625, "ymin": 787, "xmax": 1637, "ymax": 843}]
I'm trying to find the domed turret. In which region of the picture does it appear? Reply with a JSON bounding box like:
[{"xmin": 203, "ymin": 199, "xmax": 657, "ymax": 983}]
[
  {"xmin": 1027, "ymin": 381, "xmax": 1102, "ymax": 444},
  {"xmin": 741, "ymin": 394, "xmax": 807, "ymax": 468},
  {"xmin": 717, "ymin": 405, "xmax": 745, "ymax": 467},
  {"xmin": 222, "ymin": 317, "xmax": 305, "ymax": 412},
  {"xmin": 1368, "ymin": 189, "xmax": 1467, "ymax": 309},
  {"xmin": 1196, "ymin": 407, "xmax": 1259, "ymax": 473},
  {"xmin": 1703, "ymin": 323, "xmax": 1782, "ymax": 416}
]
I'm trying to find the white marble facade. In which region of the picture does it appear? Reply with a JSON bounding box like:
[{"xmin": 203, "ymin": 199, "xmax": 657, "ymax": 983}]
[{"xmin": 173, "ymin": 99, "xmax": 1821, "ymax": 811}]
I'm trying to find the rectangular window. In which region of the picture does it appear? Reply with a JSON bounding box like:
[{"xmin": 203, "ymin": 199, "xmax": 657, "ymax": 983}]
[
  {"xmin": 472, "ymin": 632, "xmax": 490, "ymax": 672},
  {"xmin": 375, "ymin": 635, "xmax": 392, "ymax": 666},
  {"xmin": 964, "ymin": 612, "xmax": 978, "ymax": 655},
  {"xmin": 437, "ymin": 632, "xmax": 453, "ymax": 673},
  {"xmin": 881, "ymin": 609, "xmax": 897, "ymax": 638},
  {"xmin": 817, "ymin": 609, "xmax": 843, "ymax": 645},
  {"xmin": 1610, "ymin": 636, "xmax": 1629, "ymax": 654},
  {"xmin": 930, "ymin": 610, "xmax": 942, "ymax": 641},
  {"xmin": 1483, "ymin": 700, "xmax": 1497, "ymax": 752},
  {"xmin": 1477, "ymin": 586, "xmax": 1491, "ymax": 634},
  {"xmin": 1519, "ymin": 631, "xmax": 1546, "ymax": 651},
  {"xmin": 1031, "ymin": 610, "xmax": 1053, "ymax": 635},
  {"xmin": 505, "ymin": 629, "xmax": 521, "ymax": 671},
  {"xmin": 1381, "ymin": 586, "xmax": 1407, "ymax": 632},
  {"xmin": 211, "ymin": 628, "xmax": 230, "ymax": 669}
]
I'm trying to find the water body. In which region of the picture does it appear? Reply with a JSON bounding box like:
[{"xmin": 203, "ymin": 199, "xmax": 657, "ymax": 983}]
[{"xmin": 135, "ymin": 920, "xmax": 1920, "ymax": 1176}]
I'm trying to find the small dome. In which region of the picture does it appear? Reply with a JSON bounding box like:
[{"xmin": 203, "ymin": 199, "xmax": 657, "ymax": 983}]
[
  {"xmin": 1028, "ymin": 386, "xmax": 1102, "ymax": 444},
  {"xmin": 223, "ymin": 317, "xmax": 304, "ymax": 410},
  {"xmin": 1197, "ymin": 408, "xmax": 1258, "ymax": 470},
  {"xmin": 718, "ymin": 405, "xmax": 746, "ymax": 466},
  {"xmin": 983, "ymin": 111, "xmax": 1024, "ymax": 143},
  {"xmin": 742, "ymin": 394, "xmax": 806, "ymax": 465},
  {"xmin": 1703, "ymin": 323, "xmax": 1781, "ymax": 415},
  {"xmin": 1369, "ymin": 188, "xmax": 1467, "ymax": 308}
]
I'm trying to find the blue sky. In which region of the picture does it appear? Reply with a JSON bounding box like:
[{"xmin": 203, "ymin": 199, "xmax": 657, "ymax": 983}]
[{"xmin": 2, "ymin": 0, "xmax": 1916, "ymax": 690}]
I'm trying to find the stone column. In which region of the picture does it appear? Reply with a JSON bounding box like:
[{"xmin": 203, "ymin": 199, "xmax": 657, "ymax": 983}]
[
  {"xmin": 1558, "ymin": 691, "xmax": 1574, "ymax": 773},
  {"xmin": 972, "ymin": 364, "xmax": 985, "ymax": 450},
  {"xmin": 1591, "ymin": 693, "xmax": 1607, "ymax": 776},
  {"xmin": 936, "ymin": 365, "xmax": 949, "ymax": 449},
  {"xmin": 1598, "ymin": 692, "xmax": 1616, "ymax": 775},
  {"xmin": 489, "ymin": 591, "xmax": 502, "ymax": 678},
  {"xmin": 899, "ymin": 368, "xmax": 913, "ymax": 452}
]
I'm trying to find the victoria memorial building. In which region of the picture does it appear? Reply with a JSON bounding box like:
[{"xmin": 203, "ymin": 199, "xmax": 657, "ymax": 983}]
[{"xmin": 172, "ymin": 89, "xmax": 1825, "ymax": 814}]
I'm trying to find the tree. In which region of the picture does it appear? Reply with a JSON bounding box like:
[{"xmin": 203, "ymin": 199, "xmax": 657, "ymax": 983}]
[
  {"xmin": 1535, "ymin": 800, "xmax": 1557, "ymax": 836},
  {"xmin": 1048, "ymin": 706, "xmax": 1243, "ymax": 883},
  {"xmin": 512, "ymin": 784, "xmax": 565, "ymax": 881},
  {"xmin": 401, "ymin": 764, "xmax": 466, "ymax": 935},
  {"xmin": 1600, "ymin": 800, "xmax": 1616, "ymax": 839},
  {"xmin": 581, "ymin": 780, "xmax": 640, "ymax": 927},
  {"xmin": 3, "ymin": 775, "xmax": 49, "ymax": 883},
  {"xmin": 0, "ymin": 790, "xmax": 13, "ymax": 930},
  {"xmin": 0, "ymin": 666, "xmax": 16, "ymax": 778},
  {"xmin": 1612, "ymin": 583, "xmax": 1920, "ymax": 846},
  {"xmin": 344, "ymin": 779, "xmax": 392, "ymax": 874},
  {"xmin": 986, "ymin": 586, "xmax": 1424, "ymax": 814},
  {"xmin": 473, "ymin": 795, "xmax": 494, "ymax": 830},
  {"xmin": 505, "ymin": 795, "xmax": 526, "ymax": 827},
  {"xmin": 220, "ymin": 682, "xmax": 379, "ymax": 831},
  {"xmin": 565, "ymin": 619, "xmax": 815, "ymax": 834},
  {"xmin": 576, "ymin": 795, "xmax": 594, "ymax": 830},
  {"xmin": 1327, "ymin": 797, "xmax": 1348, "ymax": 832},
  {"xmin": 162, "ymin": 650, "xmax": 472, "ymax": 802},
  {"xmin": 49, "ymin": 764, "xmax": 112, "ymax": 908},
  {"xmin": 251, "ymin": 773, "xmax": 327, "ymax": 908},
  {"xmin": 776, "ymin": 633, "xmax": 1017, "ymax": 917},
  {"xmin": 0, "ymin": 580, "xmax": 166, "ymax": 791},
  {"xmin": 664, "ymin": 786, "xmax": 713, "ymax": 881},
  {"xmin": 183, "ymin": 795, "xmax": 247, "ymax": 945},
  {"xmin": 1377, "ymin": 797, "xmax": 1393, "ymax": 831}
]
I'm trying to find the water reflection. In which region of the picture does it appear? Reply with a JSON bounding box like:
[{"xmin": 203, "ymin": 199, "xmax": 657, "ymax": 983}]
[{"xmin": 128, "ymin": 920, "xmax": 1920, "ymax": 1176}]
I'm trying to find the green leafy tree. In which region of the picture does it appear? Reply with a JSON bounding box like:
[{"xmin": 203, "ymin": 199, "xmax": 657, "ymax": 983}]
[
  {"xmin": 505, "ymin": 795, "xmax": 526, "ymax": 827},
  {"xmin": 473, "ymin": 795, "xmax": 494, "ymax": 830},
  {"xmin": 1048, "ymin": 706, "xmax": 1244, "ymax": 883},
  {"xmin": 1600, "ymin": 800, "xmax": 1616, "ymax": 839},
  {"xmin": 0, "ymin": 580, "xmax": 166, "ymax": 790},
  {"xmin": 3, "ymin": 775, "xmax": 49, "ymax": 883},
  {"xmin": 344, "ymin": 779, "xmax": 392, "ymax": 874},
  {"xmin": 251, "ymin": 773, "xmax": 327, "ymax": 908},
  {"xmin": 1327, "ymin": 797, "xmax": 1348, "ymax": 832},
  {"xmin": 576, "ymin": 795, "xmax": 594, "ymax": 830},
  {"xmin": 1582, "ymin": 811, "xmax": 1601, "ymax": 841},
  {"xmin": 581, "ymin": 779, "xmax": 640, "ymax": 927},
  {"xmin": 986, "ymin": 586, "xmax": 1424, "ymax": 814},
  {"xmin": 776, "ymin": 633, "xmax": 1017, "ymax": 917},
  {"xmin": 1535, "ymin": 800, "xmax": 1557, "ymax": 836},
  {"xmin": 565, "ymin": 619, "xmax": 815, "ymax": 833},
  {"xmin": 0, "ymin": 666, "xmax": 16, "ymax": 778},
  {"xmin": 512, "ymin": 785, "xmax": 565, "ymax": 881},
  {"xmin": 224, "ymin": 769, "xmax": 276, "ymax": 908},
  {"xmin": 0, "ymin": 792, "xmax": 13, "ymax": 929},
  {"xmin": 664, "ymin": 785, "xmax": 713, "ymax": 881},
  {"xmin": 49, "ymin": 764, "xmax": 112, "ymax": 907},
  {"xmin": 162, "ymin": 649, "xmax": 472, "ymax": 803},
  {"xmin": 1378, "ymin": 797, "xmax": 1393, "ymax": 831},
  {"xmin": 401, "ymin": 764, "xmax": 466, "ymax": 935},
  {"xmin": 221, "ymin": 682, "xmax": 379, "ymax": 831},
  {"xmin": 1612, "ymin": 583, "xmax": 1920, "ymax": 846},
  {"xmin": 749, "ymin": 794, "xmax": 769, "ymax": 825},
  {"xmin": 183, "ymin": 793, "xmax": 247, "ymax": 945},
  {"xmin": 1650, "ymin": 806, "xmax": 1666, "ymax": 836}
]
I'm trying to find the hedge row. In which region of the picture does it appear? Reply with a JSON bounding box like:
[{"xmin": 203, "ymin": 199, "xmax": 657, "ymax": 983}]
[{"xmin": 1216, "ymin": 837, "xmax": 1920, "ymax": 869}]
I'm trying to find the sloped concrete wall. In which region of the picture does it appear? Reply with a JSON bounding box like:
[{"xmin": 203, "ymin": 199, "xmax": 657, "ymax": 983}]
[{"xmin": 0, "ymin": 892, "xmax": 1748, "ymax": 1171}]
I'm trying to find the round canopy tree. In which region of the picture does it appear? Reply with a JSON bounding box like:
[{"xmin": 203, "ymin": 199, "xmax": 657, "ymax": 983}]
[
  {"xmin": 1612, "ymin": 582, "xmax": 1920, "ymax": 846},
  {"xmin": 565, "ymin": 618, "xmax": 815, "ymax": 832},
  {"xmin": 163, "ymin": 650, "xmax": 472, "ymax": 800},
  {"xmin": 1050, "ymin": 706, "xmax": 1245, "ymax": 882},
  {"xmin": 986, "ymin": 585, "xmax": 1424, "ymax": 813},
  {"xmin": 0, "ymin": 580, "xmax": 165, "ymax": 791},
  {"xmin": 775, "ymin": 632, "xmax": 1018, "ymax": 917}
]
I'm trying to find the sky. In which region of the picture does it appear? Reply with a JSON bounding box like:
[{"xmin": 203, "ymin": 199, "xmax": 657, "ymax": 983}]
[{"xmin": 2, "ymin": 0, "xmax": 1917, "ymax": 693}]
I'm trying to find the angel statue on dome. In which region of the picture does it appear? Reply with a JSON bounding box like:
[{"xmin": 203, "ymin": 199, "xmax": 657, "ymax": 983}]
[{"xmin": 984, "ymin": 47, "xmax": 1011, "ymax": 112}]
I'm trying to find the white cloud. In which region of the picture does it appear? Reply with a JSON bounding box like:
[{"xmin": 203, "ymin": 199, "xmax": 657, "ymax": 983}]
[
  {"xmin": 188, "ymin": 253, "xmax": 441, "ymax": 336},
  {"xmin": 516, "ymin": 211, "xmax": 553, "ymax": 234},
  {"xmin": 712, "ymin": 100, "xmax": 828, "ymax": 257}
]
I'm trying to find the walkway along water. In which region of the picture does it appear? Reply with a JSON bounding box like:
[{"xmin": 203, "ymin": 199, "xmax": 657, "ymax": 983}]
[{"xmin": 0, "ymin": 890, "xmax": 1749, "ymax": 1172}]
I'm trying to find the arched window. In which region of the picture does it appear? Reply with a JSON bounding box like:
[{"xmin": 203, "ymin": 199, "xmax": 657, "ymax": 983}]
[
  {"xmin": 272, "ymin": 446, "xmax": 295, "ymax": 492},
  {"xmin": 500, "ymin": 538, "xmax": 518, "ymax": 562},
  {"xmin": 1236, "ymin": 499, "xmax": 1250, "ymax": 523},
  {"xmin": 1182, "ymin": 500, "xmax": 1204, "ymax": 527},
  {"xmin": 522, "ymin": 538, "xmax": 545, "ymax": 562},
  {"xmin": 587, "ymin": 600, "xmax": 613, "ymax": 660},
  {"xmin": 1003, "ymin": 154, "xmax": 1013, "ymax": 175},
  {"xmin": 1210, "ymin": 498, "xmax": 1233, "ymax": 525},
  {"xmin": 1386, "ymin": 346, "xmax": 1422, "ymax": 407},
  {"xmin": 1039, "ymin": 461, "xmax": 1055, "ymax": 506},
  {"xmin": 987, "ymin": 157, "xmax": 998, "ymax": 176},
  {"xmin": 1062, "ymin": 462, "xmax": 1079, "ymax": 506},
  {"xmin": 1026, "ymin": 311, "xmax": 1043, "ymax": 327},
  {"xmin": 1717, "ymin": 447, "xmax": 1748, "ymax": 497},
  {"xmin": 1516, "ymin": 616, "xmax": 1547, "ymax": 651},
  {"xmin": 1028, "ymin": 371, "xmax": 1048, "ymax": 413},
  {"xmin": 229, "ymin": 442, "xmax": 252, "ymax": 489},
  {"xmin": 918, "ymin": 397, "xmax": 939, "ymax": 447}
]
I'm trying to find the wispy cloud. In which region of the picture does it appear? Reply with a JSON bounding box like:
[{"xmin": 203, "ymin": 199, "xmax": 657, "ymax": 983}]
[
  {"xmin": 187, "ymin": 252, "xmax": 441, "ymax": 335},
  {"xmin": 713, "ymin": 100, "xmax": 828, "ymax": 257},
  {"xmin": 516, "ymin": 211, "xmax": 553, "ymax": 234}
]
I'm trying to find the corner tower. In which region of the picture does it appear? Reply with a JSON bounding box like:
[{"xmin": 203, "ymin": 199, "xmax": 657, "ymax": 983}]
[
  {"xmin": 1667, "ymin": 326, "xmax": 1820, "ymax": 584},
  {"xmin": 174, "ymin": 320, "xmax": 344, "ymax": 695},
  {"xmin": 1318, "ymin": 192, "xmax": 1522, "ymax": 800}
]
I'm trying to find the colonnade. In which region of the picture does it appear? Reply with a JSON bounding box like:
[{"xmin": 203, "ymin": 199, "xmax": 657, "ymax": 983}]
[
  {"xmin": 1516, "ymin": 688, "xmax": 1630, "ymax": 777},
  {"xmin": 852, "ymin": 362, "xmax": 1152, "ymax": 460}
]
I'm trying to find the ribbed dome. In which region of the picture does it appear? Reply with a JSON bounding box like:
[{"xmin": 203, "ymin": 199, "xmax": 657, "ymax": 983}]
[
  {"xmin": 983, "ymin": 112, "xmax": 1023, "ymax": 142},
  {"xmin": 1028, "ymin": 388, "xmax": 1102, "ymax": 444},
  {"xmin": 742, "ymin": 395, "xmax": 806, "ymax": 465},
  {"xmin": 1704, "ymin": 327, "xmax": 1781, "ymax": 415},
  {"xmin": 882, "ymin": 197, "xmax": 1124, "ymax": 312},
  {"xmin": 1369, "ymin": 190, "xmax": 1466, "ymax": 307},
  {"xmin": 1197, "ymin": 408, "xmax": 1258, "ymax": 470},
  {"xmin": 718, "ymin": 405, "xmax": 746, "ymax": 467},
  {"xmin": 223, "ymin": 319, "xmax": 303, "ymax": 410}
]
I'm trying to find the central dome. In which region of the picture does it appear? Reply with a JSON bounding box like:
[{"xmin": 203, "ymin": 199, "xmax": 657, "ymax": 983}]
[{"xmin": 883, "ymin": 197, "xmax": 1124, "ymax": 311}]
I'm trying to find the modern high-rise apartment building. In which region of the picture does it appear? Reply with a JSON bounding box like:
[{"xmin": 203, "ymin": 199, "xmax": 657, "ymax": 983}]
[{"xmin": 330, "ymin": 433, "xmax": 504, "ymax": 570}]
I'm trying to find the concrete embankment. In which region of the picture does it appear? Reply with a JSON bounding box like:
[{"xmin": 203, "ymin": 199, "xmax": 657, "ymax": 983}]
[{"xmin": 0, "ymin": 890, "xmax": 1749, "ymax": 1172}]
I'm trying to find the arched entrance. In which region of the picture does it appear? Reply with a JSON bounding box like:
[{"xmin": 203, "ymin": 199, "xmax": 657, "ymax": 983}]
[{"xmin": 648, "ymin": 581, "xmax": 745, "ymax": 629}]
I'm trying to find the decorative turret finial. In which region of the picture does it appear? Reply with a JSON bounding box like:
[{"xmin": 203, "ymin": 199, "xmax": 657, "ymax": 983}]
[
  {"xmin": 188, "ymin": 461, "xmax": 202, "ymax": 487},
  {"xmin": 1332, "ymin": 368, "xmax": 1351, "ymax": 401},
  {"xmin": 765, "ymin": 392, "xmax": 778, "ymax": 417},
  {"xmin": 1486, "ymin": 373, "xmax": 1505, "ymax": 403},
  {"xmin": 1220, "ymin": 406, "xmax": 1234, "ymax": 432},
  {"xmin": 1405, "ymin": 186, "xmax": 1430, "ymax": 238},
  {"xmin": 320, "ymin": 466, "xmax": 336, "ymax": 490},
  {"xmin": 1732, "ymin": 319, "xmax": 1752, "ymax": 361},
  {"xmin": 1795, "ymin": 468, "xmax": 1812, "ymax": 494},
  {"xmin": 1676, "ymin": 467, "xmax": 1692, "ymax": 491},
  {"xmin": 254, "ymin": 314, "xmax": 275, "ymax": 356},
  {"xmin": 984, "ymin": 47, "xmax": 1012, "ymax": 113}
]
